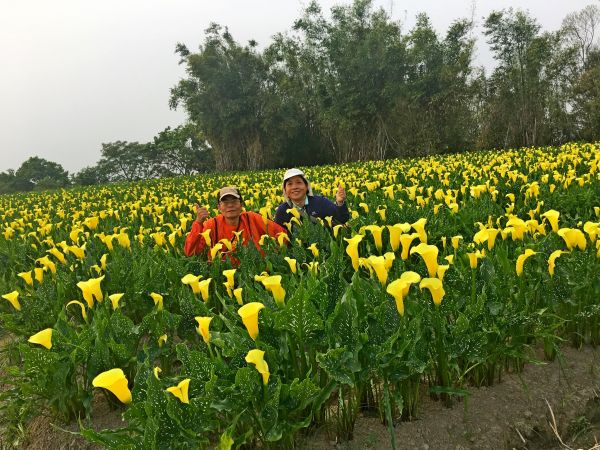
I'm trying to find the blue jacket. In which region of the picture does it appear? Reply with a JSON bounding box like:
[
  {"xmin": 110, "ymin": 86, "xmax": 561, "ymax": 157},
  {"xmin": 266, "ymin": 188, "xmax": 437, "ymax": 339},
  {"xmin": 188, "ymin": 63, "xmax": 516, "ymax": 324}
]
[{"xmin": 274, "ymin": 195, "xmax": 350, "ymax": 227}]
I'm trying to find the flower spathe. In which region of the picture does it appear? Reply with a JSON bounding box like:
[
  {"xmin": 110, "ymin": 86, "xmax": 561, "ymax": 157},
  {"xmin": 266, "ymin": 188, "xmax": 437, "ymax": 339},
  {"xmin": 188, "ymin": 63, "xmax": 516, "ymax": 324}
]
[
  {"xmin": 92, "ymin": 368, "xmax": 132, "ymax": 404},
  {"xmin": 366, "ymin": 255, "xmax": 388, "ymax": 285},
  {"xmin": 166, "ymin": 378, "xmax": 191, "ymax": 404},
  {"xmin": 28, "ymin": 328, "xmax": 53, "ymax": 349},
  {"xmin": 344, "ymin": 234, "xmax": 364, "ymax": 271},
  {"xmin": 198, "ymin": 278, "xmax": 212, "ymax": 302},
  {"xmin": 238, "ymin": 302, "xmax": 265, "ymax": 340},
  {"xmin": 234, "ymin": 287, "xmax": 243, "ymax": 305},
  {"xmin": 261, "ymin": 275, "xmax": 286, "ymax": 306},
  {"xmin": 557, "ymin": 228, "xmax": 586, "ymax": 251},
  {"xmin": 420, "ymin": 278, "xmax": 445, "ymax": 306},
  {"xmin": 245, "ymin": 349, "xmax": 270, "ymax": 385},
  {"xmin": 195, "ymin": 316, "xmax": 212, "ymax": 344},
  {"xmin": 284, "ymin": 257, "xmax": 297, "ymax": 274},
  {"xmin": 66, "ymin": 300, "xmax": 88, "ymax": 321},
  {"xmin": 410, "ymin": 243, "xmax": 439, "ymax": 278},
  {"xmin": 516, "ymin": 249, "xmax": 537, "ymax": 276},
  {"xmin": 77, "ymin": 275, "xmax": 105, "ymax": 308},
  {"xmin": 411, "ymin": 218, "xmax": 428, "ymax": 244},
  {"xmin": 150, "ymin": 292, "xmax": 164, "ymax": 310},
  {"xmin": 363, "ymin": 225, "xmax": 384, "ymax": 252},
  {"xmin": 109, "ymin": 293, "xmax": 124, "ymax": 310},
  {"xmin": 548, "ymin": 250, "xmax": 566, "ymax": 276},
  {"xmin": 2, "ymin": 290, "xmax": 21, "ymax": 311}
]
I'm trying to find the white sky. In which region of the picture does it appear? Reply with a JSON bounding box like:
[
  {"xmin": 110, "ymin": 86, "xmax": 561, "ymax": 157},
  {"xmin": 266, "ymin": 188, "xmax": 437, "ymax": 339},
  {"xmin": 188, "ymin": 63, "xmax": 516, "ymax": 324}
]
[{"xmin": 0, "ymin": 0, "xmax": 595, "ymax": 174}]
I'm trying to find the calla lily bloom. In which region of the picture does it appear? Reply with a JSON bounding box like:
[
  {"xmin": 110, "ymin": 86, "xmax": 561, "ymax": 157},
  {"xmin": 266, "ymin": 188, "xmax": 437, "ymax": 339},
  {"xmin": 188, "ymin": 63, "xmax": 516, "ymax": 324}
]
[
  {"xmin": 400, "ymin": 233, "xmax": 419, "ymax": 260},
  {"xmin": 77, "ymin": 275, "xmax": 105, "ymax": 307},
  {"xmin": 451, "ymin": 235, "xmax": 463, "ymax": 250},
  {"xmin": 223, "ymin": 269, "xmax": 236, "ymax": 291},
  {"xmin": 92, "ymin": 368, "xmax": 132, "ymax": 404},
  {"xmin": 437, "ymin": 265, "xmax": 450, "ymax": 281},
  {"xmin": 181, "ymin": 274, "xmax": 202, "ymax": 295},
  {"xmin": 383, "ymin": 252, "xmax": 395, "ymax": 270},
  {"xmin": 363, "ymin": 225, "xmax": 384, "ymax": 252},
  {"xmin": 195, "ymin": 316, "xmax": 213, "ymax": 344},
  {"xmin": 28, "ymin": 328, "xmax": 53, "ymax": 349},
  {"xmin": 2, "ymin": 291, "xmax": 21, "ymax": 311},
  {"xmin": 386, "ymin": 224, "xmax": 404, "ymax": 251},
  {"xmin": 467, "ymin": 250, "xmax": 484, "ymax": 269},
  {"xmin": 307, "ymin": 243, "xmax": 319, "ymax": 258},
  {"xmin": 541, "ymin": 210, "xmax": 560, "ymax": 233},
  {"xmin": 166, "ymin": 378, "xmax": 191, "ymax": 404},
  {"xmin": 48, "ymin": 247, "xmax": 66, "ymax": 264},
  {"xmin": 198, "ymin": 278, "xmax": 212, "ymax": 302},
  {"xmin": 557, "ymin": 228, "xmax": 586, "ymax": 251},
  {"xmin": 333, "ymin": 224, "xmax": 344, "ymax": 238},
  {"xmin": 153, "ymin": 367, "xmax": 162, "ymax": 379},
  {"xmin": 109, "ymin": 293, "xmax": 124, "ymax": 310},
  {"xmin": 386, "ymin": 271, "xmax": 422, "ymax": 316},
  {"xmin": 66, "ymin": 300, "xmax": 88, "ymax": 321},
  {"xmin": 18, "ymin": 271, "xmax": 34, "ymax": 286},
  {"xmin": 345, "ymin": 234, "xmax": 364, "ymax": 271},
  {"xmin": 245, "ymin": 349, "xmax": 270, "ymax": 385},
  {"xmin": 420, "ymin": 278, "xmax": 445, "ymax": 306},
  {"xmin": 303, "ymin": 261, "xmax": 319, "ymax": 275},
  {"xmin": 234, "ymin": 287, "xmax": 243, "ymax": 305},
  {"xmin": 100, "ymin": 253, "xmax": 108, "ymax": 271},
  {"xmin": 411, "ymin": 218, "xmax": 428, "ymax": 243},
  {"xmin": 261, "ymin": 275, "xmax": 286, "ymax": 306},
  {"xmin": 410, "ymin": 243, "xmax": 439, "ymax": 278},
  {"xmin": 238, "ymin": 302, "xmax": 265, "ymax": 340},
  {"xmin": 200, "ymin": 229, "xmax": 212, "ymax": 247},
  {"xmin": 366, "ymin": 255, "xmax": 389, "ymax": 285},
  {"xmin": 158, "ymin": 334, "xmax": 168, "ymax": 347},
  {"xmin": 34, "ymin": 267, "xmax": 44, "ymax": 283},
  {"xmin": 210, "ymin": 243, "xmax": 224, "ymax": 260},
  {"xmin": 584, "ymin": 221, "xmax": 599, "ymax": 242},
  {"xmin": 150, "ymin": 292, "xmax": 163, "ymax": 310},
  {"xmin": 516, "ymin": 249, "xmax": 537, "ymax": 276},
  {"xmin": 548, "ymin": 250, "xmax": 567, "ymax": 276},
  {"xmin": 286, "ymin": 208, "xmax": 301, "ymax": 220},
  {"xmin": 36, "ymin": 256, "xmax": 56, "ymax": 275},
  {"xmin": 284, "ymin": 257, "xmax": 297, "ymax": 274},
  {"xmin": 473, "ymin": 228, "xmax": 500, "ymax": 250}
]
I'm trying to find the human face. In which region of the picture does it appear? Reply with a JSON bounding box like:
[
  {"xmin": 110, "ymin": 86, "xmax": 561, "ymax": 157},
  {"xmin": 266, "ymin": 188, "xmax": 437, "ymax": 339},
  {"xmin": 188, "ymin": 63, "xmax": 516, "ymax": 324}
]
[
  {"xmin": 285, "ymin": 176, "xmax": 308, "ymax": 203},
  {"xmin": 218, "ymin": 196, "xmax": 242, "ymax": 221}
]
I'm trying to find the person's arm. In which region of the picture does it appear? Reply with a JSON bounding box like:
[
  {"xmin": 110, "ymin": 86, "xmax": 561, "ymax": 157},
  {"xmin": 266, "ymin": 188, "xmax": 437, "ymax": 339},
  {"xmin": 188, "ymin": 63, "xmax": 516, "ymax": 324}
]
[
  {"xmin": 184, "ymin": 204, "xmax": 213, "ymax": 256},
  {"xmin": 248, "ymin": 212, "xmax": 288, "ymax": 239},
  {"xmin": 311, "ymin": 196, "xmax": 349, "ymax": 224}
]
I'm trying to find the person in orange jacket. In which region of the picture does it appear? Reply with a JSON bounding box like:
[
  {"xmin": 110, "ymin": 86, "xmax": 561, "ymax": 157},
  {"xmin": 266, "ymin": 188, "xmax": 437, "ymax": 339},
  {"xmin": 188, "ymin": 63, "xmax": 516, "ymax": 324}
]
[{"xmin": 184, "ymin": 186, "xmax": 287, "ymax": 259}]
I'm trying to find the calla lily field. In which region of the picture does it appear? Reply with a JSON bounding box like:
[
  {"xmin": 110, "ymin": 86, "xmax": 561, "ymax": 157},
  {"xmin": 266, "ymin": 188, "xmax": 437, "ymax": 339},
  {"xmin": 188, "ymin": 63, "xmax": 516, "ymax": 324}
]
[{"xmin": 1, "ymin": 143, "xmax": 599, "ymax": 448}]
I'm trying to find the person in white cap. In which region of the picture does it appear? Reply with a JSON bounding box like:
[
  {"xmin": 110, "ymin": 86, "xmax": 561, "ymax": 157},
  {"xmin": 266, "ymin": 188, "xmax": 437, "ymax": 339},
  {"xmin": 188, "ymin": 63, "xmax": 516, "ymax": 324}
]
[
  {"xmin": 274, "ymin": 168, "xmax": 349, "ymax": 228},
  {"xmin": 184, "ymin": 186, "xmax": 287, "ymax": 261}
]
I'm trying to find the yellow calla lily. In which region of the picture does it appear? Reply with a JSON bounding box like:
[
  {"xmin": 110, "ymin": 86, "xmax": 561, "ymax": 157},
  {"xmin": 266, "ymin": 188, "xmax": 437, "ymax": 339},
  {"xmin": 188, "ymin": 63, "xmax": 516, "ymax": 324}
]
[
  {"xmin": 557, "ymin": 228, "xmax": 586, "ymax": 251},
  {"xmin": 410, "ymin": 243, "xmax": 439, "ymax": 278},
  {"xmin": 366, "ymin": 255, "xmax": 388, "ymax": 285},
  {"xmin": 420, "ymin": 278, "xmax": 445, "ymax": 306},
  {"xmin": 363, "ymin": 225, "xmax": 384, "ymax": 252},
  {"xmin": 66, "ymin": 300, "xmax": 88, "ymax": 321},
  {"xmin": 223, "ymin": 269, "xmax": 236, "ymax": 291},
  {"xmin": 109, "ymin": 293, "xmax": 124, "ymax": 310},
  {"xmin": 92, "ymin": 368, "xmax": 132, "ymax": 404},
  {"xmin": 548, "ymin": 250, "xmax": 566, "ymax": 277},
  {"xmin": 198, "ymin": 278, "xmax": 212, "ymax": 302},
  {"xmin": 76, "ymin": 275, "xmax": 105, "ymax": 307},
  {"xmin": 245, "ymin": 349, "xmax": 270, "ymax": 385},
  {"xmin": 18, "ymin": 271, "xmax": 34, "ymax": 286},
  {"xmin": 541, "ymin": 210, "xmax": 560, "ymax": 232},
  {"xmin": 516, "ymin": 249, "xmax": 537, "ymax": 276},
  {"xmin": 36, "ymin": 255, "xmax": 56, "ymax": 275},
  {"xmin": 238, "ymin": 302, "xmax": 265, "ymax": 340},
  {"xmin": 400, "ymin": 233, "xmax": 419, "ymax": 260},
  {"xmin": 307, "ymin": 243, "xmax": 319, "ymax": 258},
  {"xmin": 150, "ymin": 292, "xmax": 163, "ymax": 310},
  {"xmin": 411, "ymin": 218, "xmax": 428, "ymax": 243},
  {"xmin": 181, "ymin": 274, "xmax": 202, "ymax": 295},
  {"xmin": 344, "ymin": 234, "xmax": 364, "ymax": 271},
  {"xmin": 261, "ymin": 275, "xmax": 286, "ymax": 306},
  {"xmin": 234, "ymin": 287, "xmax": 243, "ymax": 305},
  {"xmin": 2, "ymin": 290, "xmax": 21, "ymax": 311},
  {"xmin": 284, "ymin": 257, "xmax": 297, "ymax": 274},
  {"xmin": 200, "ymin": 229, "xmax": 212, "ymax": 247},
  {"xmin": 195, "ymin": 316, "xmax": 213, "ymax": 344},
  {"xmin": 166, "ymin": 378, "xmax": 191, "ymax": 404},
  {"xmin": 451, "ymin": 235, "xmax": 463, "ymax": 250},
  {"xmin": 28, "ymin": 328, "xmax": 53, "ymax": 349}
]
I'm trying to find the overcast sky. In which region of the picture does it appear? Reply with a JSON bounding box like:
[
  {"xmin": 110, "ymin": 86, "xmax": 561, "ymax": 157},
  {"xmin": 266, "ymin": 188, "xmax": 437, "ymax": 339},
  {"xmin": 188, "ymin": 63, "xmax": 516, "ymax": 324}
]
[{"xmin": 0, "ymin": 0, "xmax": 594, "ymax": 174}]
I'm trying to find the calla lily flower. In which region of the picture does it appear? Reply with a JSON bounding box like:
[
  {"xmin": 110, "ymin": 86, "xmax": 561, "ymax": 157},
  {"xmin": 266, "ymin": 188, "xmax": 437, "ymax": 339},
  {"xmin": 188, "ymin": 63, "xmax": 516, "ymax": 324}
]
[
  {"xmin": 238, "ymin": 302, "xmax": 265, "ymax": 340},
  {"xmin": 153, "ymin": 367, "xmax": 162, "ymax": 379},
  {"xmin": 383, "ymin": 252, "xmax": 395, "ymax": 270},
  {"xmin": 284, "ymin": 257, "xmax": 297, "ymax": 274},
  {"xmin": 77, "ymin": 275, "xmax": 105, "ymax": 307},
  {"xmin": 245, "ymin": 349, "xmax": 270, "ymax": 385},
  {"xmin": 223, "ymin": 269, "xmax": 236, "ymax": 291},
  {"xmin": 307, "ymin": 243, "xmax": 319, "ymax": 258},
  {"xmin": 36, "ymin": 256, "xmax": 56, "ymax": 275},
  {"xmin": 234, "ymin": 287, "xmax": 243, "ymax": 305},
  {"xmin": 437, "ymin": 265, "xmax": 450, "ymax": 281},
  {"xmin": 2, "ymin": 291, "xmax": 21, "ymax": 311},
  {"xmin": 333, "ymin": 224, "xmax": 344, "ymax": 238},
  {"xmin": 158, "ymin": 334, "xmax": 168, "ymax": 347},
  {"xmin": 277, "ymin": 232, "xmax": 290, "ymax": 247},
  {"xmin": 34, "ymin": 267, "xmax": 44, "ymax": 283},
  {"xmin": 109, "ymin": 293, "xmax": 124, "ymax": 310},
  {"xmin": 410, "ymin": 243, "xmax": 439, "ymax": 278},
  {"xmin": 345, "ymin": 234, "xmax": 364, "ymax": 271},
  {"xmin": 195, "ymin": 316, "xmax": 213, "ymax": 344},
  {"xmin": 286, "ymin": 208, "xmax": 301, "ymax": 220},
  {"xmin": 181, "ymin": 274, "xmax": 202, "ymax": 295},
  {"xmin": 28, "ymin": 328, "xmax": 53, "ymax": 349},
  {"xmin": 557, "ymin": 228, "xmax": 586, "ymax": 251},
  {"xmin": 261, "ymin": 275, "xmax": 286, "ymax": 306},
  {"xmin": 92, "ymin": 368, "xmax": 132, "ymax": 404},
  {"xmin": 451, "ymin": 235, "xmax": 463, "ymax": 250},
  {"xmin": 400, "ymin": 233, "xmax": 419, "ymax": 260},
  {"xmin": 210, "ymin": 243, "xmax": 224, "ymax": 260},
  {"xmin": 473, "ymin": 228, "xmax": 500, "ymax": 250},
  {"xmin": 198, "ymin": 278, "xmax": 212, "ymax": 302},
  {"xmin": 100, "ymin": 253, "xmax": 108, "ymax": 271},
  {"xmin": 386, "ymin": 279, "xmax": 409, "ymax": 316},
  {"xmin": 200, "ymin": 229, "xmax": 212, "ymax": 247},
  {"xmin": 363, "ymin": 225, "xmax": 384, "ymax": 252},
  {"xmin": 166, "ymin": 378, "xmax": 191, "ymax": 404},
  {"xmin": 411, "ymin": 218, "xmax": 428, "ymax": 243},
  {"xmin": 386, "ymin": 225, "xmax": 404, "ymax": 251},
  {"xmin": 516, "ymin": 249, "xmax": 537, "ymax": 276},
  {"xmin": 18, "ymin": 271, "xmax": 34, "ymax": 286},
  {"xmin": 420, "ymin": 278, "xmax": 445, "ymax": 306},
  {"xmin": 48, "ymin": 247, "xmax": 66, "ymax": 264},
  {"xmin": 366, "ymin": 255, "xmax": 388, "ymax": 285},
  {"xmin": 150, "ymin": 292, "xmax": 163, "ymax": 310},
  {"xmin": 548, "ymin": 250, "xmax": 566, "ymax": 276},
  {"xmin": 541, "ymin": 210, "xmax": 560, "ymax": 233},
  {"xmin": 66, "ymin": 300, "xmax": 88, "ymax": 321},
  {"xmin": 467, "ymin": 250, "xmax": 484, "ymax": 269},
  {"xmin": 584, "ymin": 221, "xmax": 599, "ymax": 242},
  {"xmin": 303, "ymin": 261, "xmax": 319, "ymax": 275}
]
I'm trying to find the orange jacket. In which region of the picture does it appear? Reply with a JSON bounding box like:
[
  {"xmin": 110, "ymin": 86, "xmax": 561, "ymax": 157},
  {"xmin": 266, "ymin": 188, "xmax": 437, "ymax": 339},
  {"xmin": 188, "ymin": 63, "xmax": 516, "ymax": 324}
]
[{"xmin": 184, "ymin": 211, "xmax": 287, "ymax": 257}]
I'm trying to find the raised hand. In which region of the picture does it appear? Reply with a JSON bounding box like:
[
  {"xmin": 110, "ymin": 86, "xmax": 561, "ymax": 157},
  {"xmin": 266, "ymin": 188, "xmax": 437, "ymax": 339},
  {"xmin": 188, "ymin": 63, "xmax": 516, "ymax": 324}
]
[
  {"xmin": 335, "ymin": 184, "xmax": 346, "ymax": 205},
  {"xmin": 194, "ymin": 203, "xmax": 210, "ymax": 224}
]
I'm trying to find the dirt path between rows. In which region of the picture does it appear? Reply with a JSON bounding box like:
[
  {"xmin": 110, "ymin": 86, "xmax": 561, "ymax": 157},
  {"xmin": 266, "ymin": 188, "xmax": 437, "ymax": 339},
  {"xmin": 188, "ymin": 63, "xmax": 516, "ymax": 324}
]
[{"xmin": 3, "ymin": 345, "xmax": 599, "ymax": 449}]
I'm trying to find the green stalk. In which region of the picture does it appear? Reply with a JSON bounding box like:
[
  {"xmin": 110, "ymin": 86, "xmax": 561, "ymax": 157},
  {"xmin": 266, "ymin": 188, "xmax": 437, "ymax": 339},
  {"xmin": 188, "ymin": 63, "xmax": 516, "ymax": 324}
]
[{"xmin": 383, "ymin": 380, "xmax": 397, "ymax": 450}]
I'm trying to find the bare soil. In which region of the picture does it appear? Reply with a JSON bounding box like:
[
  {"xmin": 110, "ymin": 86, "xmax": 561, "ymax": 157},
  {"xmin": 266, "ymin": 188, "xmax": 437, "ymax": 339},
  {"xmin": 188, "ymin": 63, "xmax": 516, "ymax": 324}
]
[{"xmin": 2, "ymin": 345, "xmax": 599, "ymax": 449}]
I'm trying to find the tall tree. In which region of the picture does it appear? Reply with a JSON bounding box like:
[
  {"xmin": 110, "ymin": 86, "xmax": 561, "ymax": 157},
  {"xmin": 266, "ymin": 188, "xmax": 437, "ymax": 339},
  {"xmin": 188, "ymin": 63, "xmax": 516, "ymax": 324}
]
[{"xmin": 14, "ymin": 156, "xmax": 70, "ymax": 190}]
